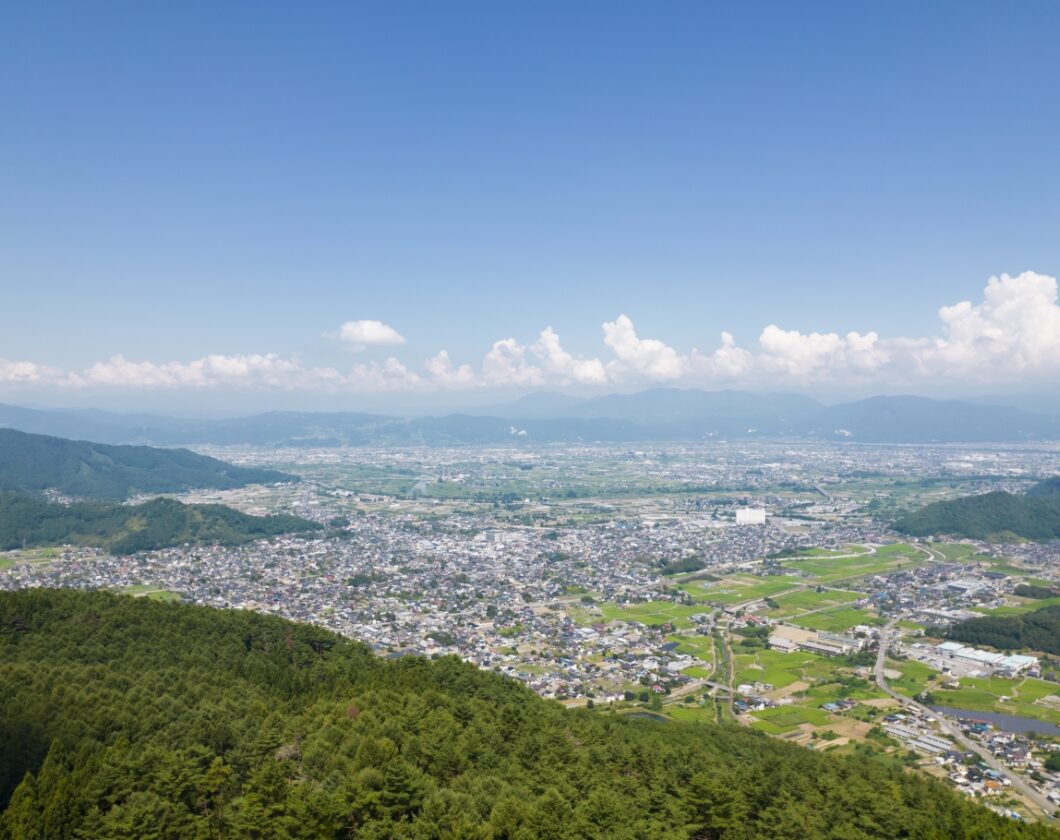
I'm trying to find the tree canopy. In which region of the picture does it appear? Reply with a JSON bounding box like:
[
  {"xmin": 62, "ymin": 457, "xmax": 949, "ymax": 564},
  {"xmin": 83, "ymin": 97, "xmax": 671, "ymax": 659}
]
[
  {"xmin": 947, "ymin": 604, "xmax": 1060, "ymax": 656},
  {"xmin": 0, "ymin": 428, "xmax": 294, "ymax": 501},
  {"xmin": 1, "ymin": 589, "xmax": 1053, "ymax": 839},
  {"xmin": 894, "ymin": 491, "xmax": 1060, "ymax": 541},
  {"xmin": 0, "ymin": 493, "xmax": 319, "ymax": 553}
]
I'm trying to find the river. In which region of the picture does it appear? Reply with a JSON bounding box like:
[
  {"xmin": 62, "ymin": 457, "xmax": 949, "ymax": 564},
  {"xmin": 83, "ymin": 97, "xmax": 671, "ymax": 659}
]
[{"xmin": 931, "ymin": 706, "xmax": 1060, "ymax": 736}]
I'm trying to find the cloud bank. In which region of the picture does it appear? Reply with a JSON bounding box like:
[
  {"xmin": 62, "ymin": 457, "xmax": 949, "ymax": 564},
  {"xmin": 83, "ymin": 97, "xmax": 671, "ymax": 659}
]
[{"xmin": 3, "ymin": 271, "xmax": 1059, "ymax": 394}]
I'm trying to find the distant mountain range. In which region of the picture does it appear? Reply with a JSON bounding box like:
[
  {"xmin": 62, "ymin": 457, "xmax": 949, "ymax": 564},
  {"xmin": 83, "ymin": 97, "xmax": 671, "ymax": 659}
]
[
  {"xmin": 0, "ymin": 428, "xmax": 295, "ymax": 501},
  {"xmin": 2, "ymin": 389, "xmax": 1058, "ymax": 447},
  {"xmin": 894, "ymin": 478, "xmax": 1060, "ymax": 542}
]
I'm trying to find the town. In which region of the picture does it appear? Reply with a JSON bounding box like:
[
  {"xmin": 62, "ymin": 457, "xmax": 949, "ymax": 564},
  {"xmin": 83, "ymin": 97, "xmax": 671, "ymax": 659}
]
[{"xmin": 3, "ymin": 440, "xmax": 1059, "ymax": 821}]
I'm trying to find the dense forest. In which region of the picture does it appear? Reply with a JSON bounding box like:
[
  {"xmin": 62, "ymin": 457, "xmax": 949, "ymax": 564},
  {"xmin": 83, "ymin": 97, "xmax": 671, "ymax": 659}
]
[
  {"xmin": 1028, "ymin": 477, "xmax": 1060, "ymax": 497},
  {"xmin": 894, "ymin": 487, "xmax": 1060, "ymax": 541},
  {"xmin": 0, "ymin": 494, "xmax": 319, "ymax": 553},
  {"xmin": 0, "ymin": 590, "xmax": 1053, "ymax": 839},
  {"xmin": 0, "ymin": 428, "xmax": 293, "ymax": 501},
  {"xmin": 947, "ymin": 605, "xmax": 1060, "ymax": 656}
]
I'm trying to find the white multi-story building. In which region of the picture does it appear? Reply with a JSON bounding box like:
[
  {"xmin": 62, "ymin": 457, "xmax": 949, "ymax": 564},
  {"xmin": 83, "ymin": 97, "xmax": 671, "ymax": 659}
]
[{"xmin": 735, "ymin": 508, "xmax": 767, "ymax": 526}]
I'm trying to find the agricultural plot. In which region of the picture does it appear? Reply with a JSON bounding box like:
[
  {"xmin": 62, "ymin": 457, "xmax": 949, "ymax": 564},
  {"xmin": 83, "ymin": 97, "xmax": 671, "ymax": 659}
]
[
  {"xmin": 885, "ymin": 659, "xmax": 936, "ymax": 698},
  {"xmin": 749, "ymin": 704, "xmax": 831, "ymax": 734},
  {"xmin": 933, "ymin": 676, "xmax": 1060, "ymax": 726},
  {"xmin": 665, "ymin": 703, "xmax": 717, "ymax": 724},
  {"xmin": 597, "ymin": 601, "xmax": 705, "ymax": 628},
  {"xmin": 971, "ymin": 596, "xmax": 1060, "ymax": 617},
  {"xmin": 122, "ymin": 584, "xmax": 183, "ymax": 602},
  {"xmin": 734, "ymin": 648, "xmax": 829, "ymax": 689},
  {"xmin": 782, "ymin": 545, "xmax": 925, "ymax": 584},
  {"xmin": 767, "ymin": 587, "xmax": 866, "ymax": 617},
  {"xmin": 683, "ymin": 576, "xmax": 800, "ymax": 605},
  {"xmin": 793, "ymin": 545, "xmax": 871, "ymax": 558},
  {"xmin": 789, "ymin": 607, "xmax": 883, "ymax": 632},
  {"xmin": 668, "ymin": 634, "xmax": 714, "ymax": 662},
  {"xmin": 0, "ymin": 546, "xmax": 63, "ymax": 568}
]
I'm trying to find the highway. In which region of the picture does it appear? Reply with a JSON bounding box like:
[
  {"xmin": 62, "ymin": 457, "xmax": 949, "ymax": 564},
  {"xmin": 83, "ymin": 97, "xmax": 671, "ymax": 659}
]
[{"xmin": 874, "ymin": 618, "xmax": 1057, "ymax": 819}]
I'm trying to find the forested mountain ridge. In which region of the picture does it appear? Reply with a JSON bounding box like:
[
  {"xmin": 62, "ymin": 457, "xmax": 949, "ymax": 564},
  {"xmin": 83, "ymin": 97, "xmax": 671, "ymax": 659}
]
[
  {"xmin": 0, "ymin": 428, "xmax": 294, "ymax": 501},
  {"xmin": 0, "ymin": 590, "xmax": 1052, "ymax": 839},
  {"xmin": 894, "ymin": 489, "xmax": 1060, "ymax": 542},
  {"xmin": 0, "ymin": 494, "xmax": 319, "ymax": 553}
]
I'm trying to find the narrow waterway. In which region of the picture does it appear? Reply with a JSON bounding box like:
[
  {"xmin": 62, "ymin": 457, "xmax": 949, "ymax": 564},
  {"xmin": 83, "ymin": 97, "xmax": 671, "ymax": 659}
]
[{"xmin": 931, "ymin": 706, "xmax": 1060, "ymax": 736}]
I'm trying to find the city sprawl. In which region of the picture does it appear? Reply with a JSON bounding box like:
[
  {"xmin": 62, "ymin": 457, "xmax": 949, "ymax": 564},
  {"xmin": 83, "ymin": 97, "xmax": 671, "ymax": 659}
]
[{"xmin": 3, "ymin": 441, "xmax": 1060, "ymax": 820}]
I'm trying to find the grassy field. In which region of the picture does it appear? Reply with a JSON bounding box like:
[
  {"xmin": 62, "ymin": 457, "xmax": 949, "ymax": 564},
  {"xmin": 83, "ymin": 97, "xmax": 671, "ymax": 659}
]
[
  {"xmin": 0, "ymin": 546, "xmax": 64, "ymax": 568},
  {"xmin": 668, "ymin": 633, "xmax": 714, "ymax": 662},
  {"xmin": 734, "ymin": 648, "xmax": 829, "ymax": 689},
  {"xmin": 885, "ymin": 659, "xmax": 936, "ymax": 698},
  {"xmin": 782, "ymin": 544, "xmax": 925, "ymax": 584},
  {"xmin": 932, "ymin": 676, "xmax": 1060, "ymax": 726},
  {"xmin": 749, "ymin": 704, "xmax": 832, "ymax": 734},
  {"xmin": 665, "ymin": 703, "xmax": 717, "ymax": 723},
  {"xmin": 598, "ymin": 601, "xmax": 705, "ymax": 628},
  {"xmin": 121, "ymin": 585, "xmax": 183, "ymax": 602},
  {"xmin": 767, "ymin": 587, "xmax": 866, "ymax": 617},
  {"xmin": 971, "ymin": 597, "xmax": 1060, "ymax": 617},
  {"xmin": 789, "ymin": 606, "xmax": 883, "ymax": 632},
  {"xmin": 682, "ymin": 576, "xmax": 800, "ymax": 605}
]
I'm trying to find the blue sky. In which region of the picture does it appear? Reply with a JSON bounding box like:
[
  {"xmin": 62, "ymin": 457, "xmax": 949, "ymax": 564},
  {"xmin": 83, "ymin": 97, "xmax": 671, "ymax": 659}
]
[{"xmin": 2, "ymin": 2, "xmax": 1060, "ymax": 410}]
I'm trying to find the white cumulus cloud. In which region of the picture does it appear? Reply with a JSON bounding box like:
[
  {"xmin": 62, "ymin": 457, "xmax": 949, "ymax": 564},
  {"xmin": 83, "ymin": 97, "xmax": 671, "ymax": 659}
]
[
  {"xmin": 532, "ymin": 327, "xmax": 608, "ymax": 384},
  {"xmin": 4, "ymin": 271, "xmax": 1060, "ymax": 395},
  {"xmin": 338, "ymin": 319, "xmax": 406, "ymax": 350},
  {"xmin": 602, "ymin": 314, "xmax": 688, "ymax": 381}
]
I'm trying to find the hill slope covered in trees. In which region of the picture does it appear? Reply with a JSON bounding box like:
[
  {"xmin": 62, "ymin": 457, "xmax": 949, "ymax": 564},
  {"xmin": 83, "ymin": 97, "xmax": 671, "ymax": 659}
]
[
  {"xmin": 0, "ymin": 494, "xmax": 319, "ymax": 553},
  {"xmin": 0, "ymin": 590, "xmax": 1053, "ymax": 839},
  {"xmin": 0, "ymin": 428, "xmax": 294, "ymax": 501},
  {"xmin": 894, "ymin": 489, "xmax": 1060, "ymax": 541},
  {"xmin": 947, "ymin": 604, "xmax": 1060, "ymax": 656}
]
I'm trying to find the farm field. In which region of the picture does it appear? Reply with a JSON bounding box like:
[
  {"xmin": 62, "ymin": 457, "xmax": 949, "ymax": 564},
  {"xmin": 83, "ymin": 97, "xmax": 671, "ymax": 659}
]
[
  {"xmin": 932, "ymin": 676, "xmax": 1060, "ymax": 726},
  {"xmin": 121, "ymin": 584, "xmax": 183, "ymax": 602},
  {"xmin": 749, "ymin": 704, "xmax": 831, "ymax": 734},
  {"xmin": 681, "ymin": 575, "xmax": 800, "ymax": 605},
  {"xmin": 667, "ymin": 633, "xmax": 714, "ymax": 662},
  {"xmin": 767, "ymin": 587, "xmax": 866, "ymax": 617},
  {"xmin": 788, "ymin": 606, "xmax": 883, "ymax": 632},
  {"xmin": 885, "ymin": 659, "xmax": 936, "ymax": 698},
  {"xmin": 781, "ymin": 543, "xmax": 926, "ymax": 583},
  {"xmin": 0, "ymin": 546, "xmax": 64, "ymax": 568},
  {"xmin": 733, "ymin": 648, "xmax": 832, "ymax": 689},
  {"xmin": 971, "ymin": 596, "xmax": 1060, "ymax": 617},
  {"xmin": 597, "ymin": 601, "xmax": 705, "ymax": 628}
]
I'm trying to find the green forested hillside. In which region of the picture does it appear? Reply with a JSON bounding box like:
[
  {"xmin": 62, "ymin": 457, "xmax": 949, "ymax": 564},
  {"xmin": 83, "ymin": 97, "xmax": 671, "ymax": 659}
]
[
  {"xmin": 0, "ymin": 428, "xmax": 293, "ymax": 500},
  {"xmin": 0, "ymin": 494, "xmax": 319, "ymax": 553},
  {"xmin": 947, "ymin": 604, "xmax": 1060, "ymax": 656},
  {"xmin": 894, "ymin": 490, "xmax": 1060, "ymax": 541},
  {"xmin": 1028, "ymin": 477, "xmax": 1060, "ymax": 497},
  {"xmin": 0, "ymin": 590, "xmax": 1051, "ymax": 839}
]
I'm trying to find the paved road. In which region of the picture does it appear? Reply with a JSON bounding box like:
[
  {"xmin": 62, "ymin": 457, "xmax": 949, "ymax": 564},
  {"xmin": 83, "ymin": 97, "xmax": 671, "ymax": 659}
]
[{"xmin": 875, "ymin": 619, "xmax": 1057, "ymax": 819}]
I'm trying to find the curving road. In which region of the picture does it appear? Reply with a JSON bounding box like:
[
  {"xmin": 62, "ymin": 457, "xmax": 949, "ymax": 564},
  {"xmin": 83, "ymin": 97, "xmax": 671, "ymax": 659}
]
[{"xmin": 874, "ymin": 619, "xmax": 1056, "ymax": 819}]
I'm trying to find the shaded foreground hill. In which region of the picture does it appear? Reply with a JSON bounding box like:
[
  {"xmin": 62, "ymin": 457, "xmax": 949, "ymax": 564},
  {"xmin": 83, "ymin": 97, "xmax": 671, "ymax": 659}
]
[
  {"xmin": 0, "ymin": 428, "xmax": 294, "ymax": 501},
  {"xmin": 0, "ymin": 494, "xmax": 320, "ymax": 553},
  {"xmin": 0, "ymin": 590, "xmax": 1053, "ymax": 839}
]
